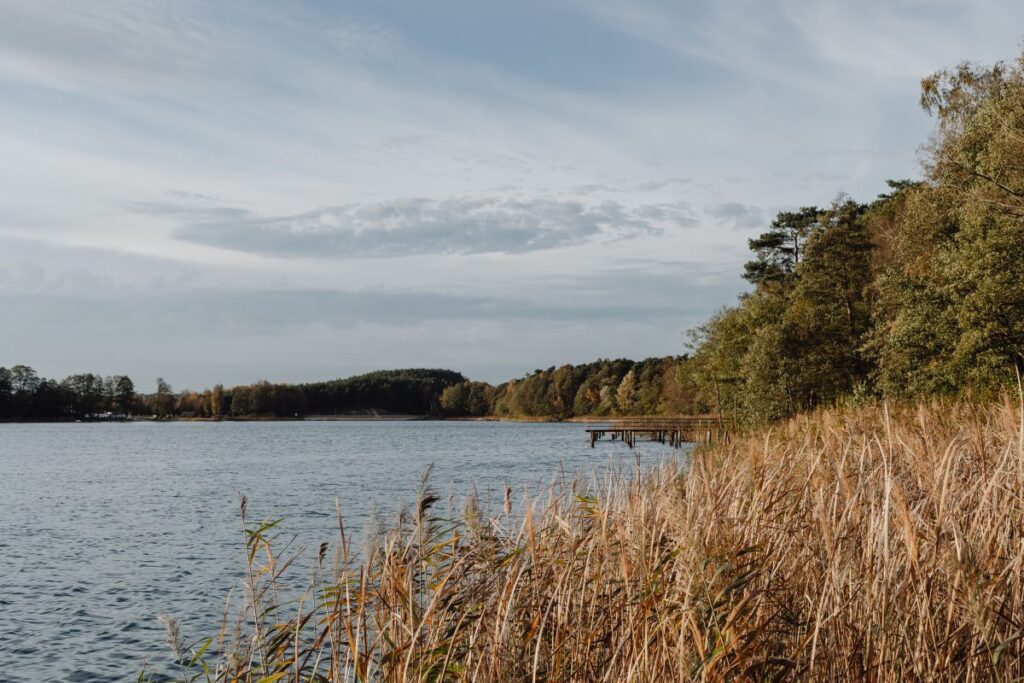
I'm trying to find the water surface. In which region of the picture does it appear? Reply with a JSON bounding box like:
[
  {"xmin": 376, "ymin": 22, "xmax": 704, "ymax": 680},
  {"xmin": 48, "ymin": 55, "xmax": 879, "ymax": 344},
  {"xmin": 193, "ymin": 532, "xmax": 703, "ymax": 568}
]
[{"xmin": 0, "ymin": 420, "xmax": 682, "ymax": 681}]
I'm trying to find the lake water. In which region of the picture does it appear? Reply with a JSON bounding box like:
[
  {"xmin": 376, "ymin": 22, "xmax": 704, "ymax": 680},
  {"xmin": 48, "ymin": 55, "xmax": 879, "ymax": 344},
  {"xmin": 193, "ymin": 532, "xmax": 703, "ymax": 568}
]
[{"xmin": 0, "ymin": 420, "xmax": 683, "ymax": 682}]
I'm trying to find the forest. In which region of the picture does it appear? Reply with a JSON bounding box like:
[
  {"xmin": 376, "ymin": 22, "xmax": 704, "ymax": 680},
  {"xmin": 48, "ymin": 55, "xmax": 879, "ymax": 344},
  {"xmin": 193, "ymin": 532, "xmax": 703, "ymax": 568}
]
[
  {"xmin": 6, "ymin": 57, "xmax": 1024, "ymax": 425},
  {"xmin": 174, "ymin": 369, "xmax": 468, "ymax": 418},
  {"xmin": 0, "ymin": 360, "xmax": 690, "ymax": 421},
  {"xmin": 680, "ymin": 57, "xmax": 1024, "ymax": 425},
  {"xmin": 439, "ymin": 357, "xmax": 691, "ymax": 419},
  {"xmin": 0, "ymin": 367, "xmax": 467, "ymax": 420},
  {"xmin": 0, "ymin": 365, "xmax": 136, "ymax": 420}
]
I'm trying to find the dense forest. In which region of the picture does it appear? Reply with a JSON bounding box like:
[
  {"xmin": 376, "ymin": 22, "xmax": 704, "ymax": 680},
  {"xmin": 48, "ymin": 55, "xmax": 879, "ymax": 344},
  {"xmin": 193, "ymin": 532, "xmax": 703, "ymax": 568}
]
[
  {"xmin": 0, "ymin": 367, "xmax": 467, "ymax": 420},
  {"xmin": 680, "ymin": 56, "xmax": 1024, "ymax": 425},
  {"xmin": 6, "ymin": 55, "xmax": 1024, "ymax": 425},
  {"xmin": 175, "ymin": 358, "xmax": 690, "ymax": 420},
  {"xmin": 0, "ymin": 365, "xmax": 136, "ymax": 420},
  {"xmin": 439, "ymin": 357, "xmax": 692, "ymax": 419},
  {"xmin": 0, "ymin": 361, "xmax": 687, "ymax": 421},
  {"xmin": 173, "ymin": 369, "xmax": 467, "ymax": 418}
]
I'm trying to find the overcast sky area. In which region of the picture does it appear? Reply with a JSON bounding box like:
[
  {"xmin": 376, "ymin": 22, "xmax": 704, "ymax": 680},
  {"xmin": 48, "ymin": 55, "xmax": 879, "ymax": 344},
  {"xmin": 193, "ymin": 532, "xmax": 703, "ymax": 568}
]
[{"xmin": 1, "ymin": 1, "xmax": 1023, "ymax": 389}]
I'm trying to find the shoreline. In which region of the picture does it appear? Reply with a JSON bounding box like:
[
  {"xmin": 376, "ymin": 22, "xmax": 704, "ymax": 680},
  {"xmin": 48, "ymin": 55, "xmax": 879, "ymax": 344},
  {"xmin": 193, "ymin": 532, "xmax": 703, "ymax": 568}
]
[{"xmin": 0, "ymin": 414, "xmax": 661, "ymax": 425}]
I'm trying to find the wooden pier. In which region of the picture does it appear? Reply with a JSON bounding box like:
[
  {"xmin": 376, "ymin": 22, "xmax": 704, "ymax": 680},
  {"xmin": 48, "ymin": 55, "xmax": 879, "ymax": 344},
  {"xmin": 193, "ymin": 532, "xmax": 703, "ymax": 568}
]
[{"xmin": 586, "ymin": 416, "xmax": 729, "ymax": 448}]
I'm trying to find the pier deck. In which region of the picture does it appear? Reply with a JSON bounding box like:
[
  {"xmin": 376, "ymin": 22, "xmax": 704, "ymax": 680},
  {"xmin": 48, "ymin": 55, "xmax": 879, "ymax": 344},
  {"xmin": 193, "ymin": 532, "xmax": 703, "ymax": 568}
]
[{"xmin": 585, "ymin": 416, "xmax": 729, "ymax": 448}]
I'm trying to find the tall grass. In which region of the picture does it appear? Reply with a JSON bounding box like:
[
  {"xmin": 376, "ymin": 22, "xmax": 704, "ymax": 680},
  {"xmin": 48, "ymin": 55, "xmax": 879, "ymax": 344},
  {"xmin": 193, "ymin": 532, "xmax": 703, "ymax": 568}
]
[{"xmin": 157, "ymin": 397, "xmax": 1024, "ymax": 681}]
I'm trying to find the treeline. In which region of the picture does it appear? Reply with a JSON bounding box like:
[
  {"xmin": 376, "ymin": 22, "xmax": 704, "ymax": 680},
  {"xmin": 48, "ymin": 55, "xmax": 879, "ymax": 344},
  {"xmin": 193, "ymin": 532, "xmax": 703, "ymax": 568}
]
[
  {"xmin": 1, "ymin": 360, "xmax": 694, "ymax": 421},
  {"xmin": 170, "ymin": 362, "xmax": 693, "ymax": 420},
  {"xmin": 0, "ymin": 365, "xmax": 136, "ymax": 420},
  {"xmin": 173, "ymin": 369, "xmax": 467, "ymax": 418},
  {"xmin": 439, "ymin": 357, "xmax": 693, "ymax": 419},
  {"xmin": 0, "ymin": 367, "xmax": 467, "ymax": 420},
  {"xmin": 181, "ymin": 357, "xmax": 699, "ymax": 420},
  {"xmin": 682, "ymin": 53, "xmax": 1024, "ymax": 425}
]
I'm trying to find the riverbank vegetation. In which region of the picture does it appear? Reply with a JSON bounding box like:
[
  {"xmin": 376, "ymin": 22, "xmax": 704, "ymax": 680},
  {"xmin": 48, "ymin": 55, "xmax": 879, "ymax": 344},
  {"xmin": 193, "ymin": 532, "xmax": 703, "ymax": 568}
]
[{"xmin": 156, "ymin": 398, "xmax": 1024, "ymax": 681}]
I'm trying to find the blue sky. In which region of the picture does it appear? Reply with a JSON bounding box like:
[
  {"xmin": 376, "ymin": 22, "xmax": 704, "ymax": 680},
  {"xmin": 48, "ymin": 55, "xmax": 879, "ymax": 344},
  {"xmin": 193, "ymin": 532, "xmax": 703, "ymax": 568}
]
[{"xmin": 1, "ymin": 0, "xmax": 1022, "ymax": 389}]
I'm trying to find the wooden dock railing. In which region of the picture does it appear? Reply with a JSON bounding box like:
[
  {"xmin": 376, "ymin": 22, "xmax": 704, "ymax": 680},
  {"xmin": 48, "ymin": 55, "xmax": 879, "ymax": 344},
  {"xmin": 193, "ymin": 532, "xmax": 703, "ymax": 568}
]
[{"xmin": 585, "ymin": 416, "xmax": 731, "ymax": 448}]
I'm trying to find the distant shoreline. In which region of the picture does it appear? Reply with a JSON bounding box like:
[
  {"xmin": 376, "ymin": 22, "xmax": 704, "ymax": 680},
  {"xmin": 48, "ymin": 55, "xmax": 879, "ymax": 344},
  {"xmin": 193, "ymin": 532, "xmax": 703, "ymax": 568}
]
[{"xmin": 0, "ymin": 414, "xmax": 623, "ymax": 425}]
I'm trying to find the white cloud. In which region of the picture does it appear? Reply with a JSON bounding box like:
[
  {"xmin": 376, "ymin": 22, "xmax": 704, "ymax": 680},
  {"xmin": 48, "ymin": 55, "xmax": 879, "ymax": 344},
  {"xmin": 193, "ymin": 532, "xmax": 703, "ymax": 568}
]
[
  {"xmin": 704, "ymin": 202, "xmax": 766, "ymax": 232},
  {"xmin": 167, "ymin": 196, "xmax": 696, "ymax": 257}
]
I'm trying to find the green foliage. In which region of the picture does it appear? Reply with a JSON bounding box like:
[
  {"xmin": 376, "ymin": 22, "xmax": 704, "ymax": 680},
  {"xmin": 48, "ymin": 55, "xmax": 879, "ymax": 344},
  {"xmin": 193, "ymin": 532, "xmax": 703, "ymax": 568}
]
[
  {"xmin": 743, "ymin": 206, "xmax": 820, "ymax": 287},
  {"xmin": 865, "ymin": 184, "xmax": 960, "ymax": 396},
  {"xmin": 690, "ymin": 197, "xmax": 887, "ymax": 425},
  {"xmin": 687, "ymin": 50, "xmax": 1024, "ymax": 425},
  {"xmin": 487, "ymin": 357, "xmax": 691, "ymax": 419},
  {"xmin": 195, "ymin": 369, "xmax": 467, "ymax": 418},
  {"xmin": 302, "ymin": 369, "xmax": 465, "ymax": 416},
  {"xmin": 786, "ymin": 198, "xmax": 873, "ymax": 401},
  {"xmin": 0, "ymin": 364, "xmax": 138, "ymax": 419},
  {"xmin": 870, "ymin": 54, "xmax": 1024, "ymax": 396},
  {"xmin": 0, "ymin": 361, "xmax": 693, "ymax": 421},
  {"xmin": 439, "ymin": 380, "xmax": 494, "ymax": 416}
]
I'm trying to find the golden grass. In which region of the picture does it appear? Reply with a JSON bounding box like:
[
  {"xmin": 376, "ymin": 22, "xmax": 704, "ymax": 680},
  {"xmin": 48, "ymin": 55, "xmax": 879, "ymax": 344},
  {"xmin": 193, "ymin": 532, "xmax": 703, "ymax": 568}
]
[{"xmin": 159, "ymin": 397, "xmax": 1024, "ymax": 681}]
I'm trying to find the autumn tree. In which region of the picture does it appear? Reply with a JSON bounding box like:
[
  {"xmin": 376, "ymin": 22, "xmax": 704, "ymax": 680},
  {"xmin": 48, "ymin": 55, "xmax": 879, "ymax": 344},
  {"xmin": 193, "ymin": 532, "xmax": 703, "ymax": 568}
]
[
  {"xmin": 615, "ymin": 369, "xmax": 637, "ymax": 415},
  {"xmin": 155, "ymin": 378, "xmax": 174, "ymax": 419},
  {"xmin": 210, "ymin": 384, "xmax": 224, "ymax": 418}
]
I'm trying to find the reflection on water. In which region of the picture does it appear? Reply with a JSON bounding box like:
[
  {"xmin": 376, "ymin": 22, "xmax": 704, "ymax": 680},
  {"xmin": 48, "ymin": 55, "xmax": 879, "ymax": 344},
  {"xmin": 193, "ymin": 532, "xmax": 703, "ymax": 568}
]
[{"xmin": 0, "ymin": 420, "xmax": 684, "ymax": 681}]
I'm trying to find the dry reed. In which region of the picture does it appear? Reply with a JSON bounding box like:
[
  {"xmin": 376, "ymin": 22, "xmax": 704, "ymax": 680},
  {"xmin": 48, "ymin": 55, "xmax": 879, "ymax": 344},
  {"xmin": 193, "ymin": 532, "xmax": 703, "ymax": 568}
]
[{"xmin": 157, "ymin": 397, "xmax": 1024, "ymax": 681}]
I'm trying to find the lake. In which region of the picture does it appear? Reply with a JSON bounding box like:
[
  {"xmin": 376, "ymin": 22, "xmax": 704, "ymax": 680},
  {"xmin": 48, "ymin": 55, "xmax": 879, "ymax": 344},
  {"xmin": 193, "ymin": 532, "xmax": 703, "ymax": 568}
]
[{"xmin": 0, "ymin": 420, "xmax": 684, "ymax": 682}]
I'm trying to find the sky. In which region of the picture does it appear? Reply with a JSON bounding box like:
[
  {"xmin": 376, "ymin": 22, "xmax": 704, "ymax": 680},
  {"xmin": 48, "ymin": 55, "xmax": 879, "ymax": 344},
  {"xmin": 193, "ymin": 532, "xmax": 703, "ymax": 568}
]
[{"xmin": 1, "ymin": 0, "xmax": 1022, "ymax": 389}]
